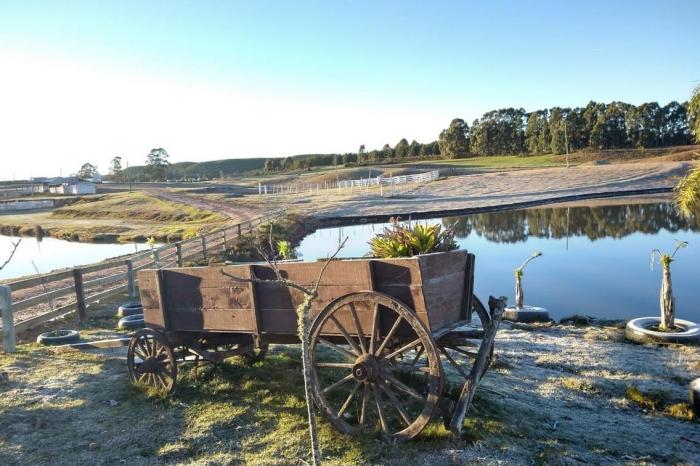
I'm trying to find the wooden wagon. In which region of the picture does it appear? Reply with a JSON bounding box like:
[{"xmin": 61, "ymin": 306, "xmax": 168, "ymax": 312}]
[{"xmin": 129, "ymin": 249, "xmax": 504, "ymax": 440}]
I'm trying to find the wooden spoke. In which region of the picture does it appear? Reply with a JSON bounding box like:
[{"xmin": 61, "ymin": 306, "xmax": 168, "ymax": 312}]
[
  {"xmin": 137, "ymin": 340, "xmax": 150, "ymax": 358},
  {"xmin": 328, "ymin": 315, "xmax": 362, "ymax": 355},
  {"xmin": 133, "ymin": 347, "xmax": 148, "ymax": 361},
  {"xmin": 372, "ymin": 383, "xmax": 389, "ymax": 433},
  {"xmin": 359, "ymin": 383, "xmax": 369, "ymax": 425},
  {"xmin": 410, "ymin": 346, "xmax": 424, "ymax": 366},
  {"xmin": 127, "ymin": 329, "xmax": 177, "ymax": 394},
  {"xmin": 348, "ymin": 303, "xmax": 367, "ymax": 354},
  {"xmin": 337, "ymin": 382, "xmax": 361, "ymax": 417},
  {"xmin": 322, "ymin": 373, "xmax": 355, "ymax": 394},
  {"xmin": 315, "ymin": 362, "xmax": 354, "ymax": 369},
  {"xmin": 368, "ymin": 304, "xmax": 380, "ymax": 354},
  {"xmin": 388, "ymin": 363, "xmax": 432, "ymax": 375},
  {"xmin": 318, "ymin": 338, "xmax": 358, "ymax": 361},
  {"xmin": 377, "ymin": 381, "xmax": 411, "ymax": 426},
  {"xmin": 384, "ymin": 338, "xmax": 421, "ymax": 361},
  {"xmin": 447, "ymin": 345, "xmax": 478, "ymax": 359},
  {"xmin": 383, "ymin": 373, "xmax": 426, "ymax": 403},
  {"xmin": 375, "ymin": 316, "xmax": 403, "ymax": 356},
  {"xmin": 439, "ymin": 346, "xmax": 470, "ymax": 379}
]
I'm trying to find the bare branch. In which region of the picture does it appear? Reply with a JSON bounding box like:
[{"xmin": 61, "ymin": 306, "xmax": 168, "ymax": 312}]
[
  {"xmin": 0, "ymin": 238, "xmax": 21, "ymax": 271},
  {"xmin": 312, "ymin": 236, "xmax": 348, "ymax": 294}
]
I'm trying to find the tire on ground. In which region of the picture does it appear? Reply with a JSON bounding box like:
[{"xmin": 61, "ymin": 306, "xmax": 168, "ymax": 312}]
[
  {"xmin": 118, "ymin": 314, "xmax": 146, "ymax": 330},
  {"xmin": 503, "ymin": 305, "xmax": 550, "ymax": 323},
  {"xmin": 117, "ymin": 302, "xmax": 143, "ymax": 317},
  {"xmin": 625, "ymin": 317, "xmax": 700, "ymax": 345},
  {"xmin": 37, "ymin": 329, "xmax": 80, "ymax": 345}
]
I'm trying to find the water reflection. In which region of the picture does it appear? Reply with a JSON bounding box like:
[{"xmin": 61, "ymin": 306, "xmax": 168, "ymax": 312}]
[
  {"xmin": 298, "ymin": 200, "xmax": 700, "ymax": 321},
  {"xmin": 443, "ymin": 202, "xmax": 700, "ymax": 243}
]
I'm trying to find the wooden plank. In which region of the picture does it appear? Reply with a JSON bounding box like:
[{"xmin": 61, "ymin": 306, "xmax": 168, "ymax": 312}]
[
  {"xmin": 80, "ymin": 260, "xmax": 125, "ymax": 275},
  {"xmin": 83, "ymin": 271, "xmax": 127, "ymax": 289},
  {"xmin": 6, "ymin": 270, "xmax": 73, "ymax": 291},
  {"xmin": 12, "ymin": 284, "xmax": 75, "ymax": 311}
]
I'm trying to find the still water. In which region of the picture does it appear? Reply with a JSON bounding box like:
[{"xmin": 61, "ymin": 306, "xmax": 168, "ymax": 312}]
[
  {"xmin": 0, "ymin": 235, "xmax": 152, "ymax": 281},
  {"xmin": 298, "ymin": 200, "xmax": 700, "ymax": 322}
]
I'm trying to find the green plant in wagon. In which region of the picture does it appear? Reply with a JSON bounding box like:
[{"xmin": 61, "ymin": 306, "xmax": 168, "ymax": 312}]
[
  {"xmin": 650, "ymin": 240, "xmax": 688, "ymax": 331},
  {"xmin": 369, "ymin": 220, "xmax": 457, "ymax": 258}
]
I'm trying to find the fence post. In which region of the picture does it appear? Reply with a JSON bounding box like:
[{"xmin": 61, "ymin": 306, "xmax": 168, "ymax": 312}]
[
  {"xmin": 126, "ymin": 260, "xmax": 136, "ymax": 299},
  {"xmin": 201, "ymin": 235, "xmax": 208, "ymax": 261},
  {"xmin": 222, "ymin": 229, "xmax": 227, "ymax": 250},
  {"xmin": 0, "ymin": 285, "xmax": 15, "ymax": 353},
  {"xmin": 176, "ymin": 243, "xmax": 183, "ymax": 267},
  {"xmin": 237, "ymin": 223, "xmax": 242, "ymax": 236},
  {"xmin": 153, "ymin": 249, "xmax": 161, "ymax": 269},
  {"xmin": 73, "ymin": 268, "xmax": 86, "ymax": 324}
]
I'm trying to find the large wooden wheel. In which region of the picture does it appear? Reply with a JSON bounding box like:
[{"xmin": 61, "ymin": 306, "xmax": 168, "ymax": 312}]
[
  {"xmin": 127, "ymin": 328, "xmax": 177, "ymax": 393},
  {"xmin": 309, "ymin": 292, "xmax": 443, "ymax": 441}
]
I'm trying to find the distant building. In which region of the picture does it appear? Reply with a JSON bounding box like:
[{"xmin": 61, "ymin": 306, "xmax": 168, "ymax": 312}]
[{"xmin": 47, "ymin": 177, "xmax": 97, "ymax": 195}]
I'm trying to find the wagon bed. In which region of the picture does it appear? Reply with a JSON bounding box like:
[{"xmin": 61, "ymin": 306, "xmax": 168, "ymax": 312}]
[{"xmin": 129, "ymin": 250, "xmax": 504, "ymax": 440}]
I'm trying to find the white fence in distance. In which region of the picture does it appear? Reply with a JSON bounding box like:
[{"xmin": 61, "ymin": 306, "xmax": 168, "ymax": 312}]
[{"xmin": 258, "ymin": 169, "xmax": 440, "ymax": 196}]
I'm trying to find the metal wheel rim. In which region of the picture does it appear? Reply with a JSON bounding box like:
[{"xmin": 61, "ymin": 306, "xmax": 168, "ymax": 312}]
[{"xmin": 309, "ymin": 292, "xmax": 443, "ymax": 441}]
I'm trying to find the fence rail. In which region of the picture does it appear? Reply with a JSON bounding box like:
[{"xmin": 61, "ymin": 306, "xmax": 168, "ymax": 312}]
[
  {"xmin": 257, "ymin": 169, "xmax": 440, "ymax": 196},
  {"xmin": 0, "ymin": 209, "xmax": 286, "ymax": 351}
]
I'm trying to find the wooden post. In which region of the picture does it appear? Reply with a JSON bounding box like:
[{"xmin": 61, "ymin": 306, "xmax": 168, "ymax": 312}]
[
  {"xmin": 237, "ymin": 223, "xmax": 242, "ymax": 236},
  {"xmin": 126, "ymin": 260, "xmax": 136, "ymax": 299},
  {"xmin": 201, "ymin": 235, "xmax": 208, "ymax": 261},
  {"xmin": 153, "ymin": 249, "xmax": 161, "ymax": 269},
  {"xmin": 176, "ymin": 243, "xmax": 183, "ymax": 267},
  {"xmin": 73, "ymin": 268, "xmax": 87, "ymax": 324},
  {"xmin": 222, "ymin": 229, "xmax": 227, "ymax": 250},
  {"xmin": 0, "ymin": 285, "xmax": 15, "ymax": 353}
]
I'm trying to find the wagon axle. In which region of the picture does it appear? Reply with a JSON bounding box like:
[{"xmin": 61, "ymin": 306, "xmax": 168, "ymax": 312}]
[{"xmin": 352, "ymin": 354, "xmax": 380, "ymax": 382}]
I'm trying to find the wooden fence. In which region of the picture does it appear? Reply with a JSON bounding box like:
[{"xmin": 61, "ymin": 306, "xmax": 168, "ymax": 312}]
[
  {"xmin": 257, "ymin": 169, "xmax": 440, "ymax": 196},
  {"xmin": 0, "ymin": 209, "xmax": 285, "ymax": 352}
]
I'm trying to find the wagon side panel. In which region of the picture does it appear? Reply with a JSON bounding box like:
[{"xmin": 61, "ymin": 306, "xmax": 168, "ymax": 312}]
[
  {"xmin": 418, "ymin": 250, "xmax": 470, "ymax": 330},
  {"xmin": 255, "ymin": 261, "xmax": 376, "ymax": 335},
  {"xmin": 138, "ymin": 270, "xmax": 166, "ymax": 329}
]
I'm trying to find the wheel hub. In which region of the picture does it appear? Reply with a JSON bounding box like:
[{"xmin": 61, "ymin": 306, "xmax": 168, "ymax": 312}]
[
  {"xmin": 352, "ymin": 354, "xmax": 379, "ymax": 382},
  {"xmin": 140, "ymin": 357, "xmax": 160, "ymax": 373}
]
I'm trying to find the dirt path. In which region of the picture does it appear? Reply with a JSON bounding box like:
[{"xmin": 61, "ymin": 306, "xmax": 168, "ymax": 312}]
[
  {"xmin": 144, "ymin": 188, "xmax": 262, "ymax": 224},
  {"xmin": 314, "ymin": 161, "xmax": 694, "ymax": 220}
]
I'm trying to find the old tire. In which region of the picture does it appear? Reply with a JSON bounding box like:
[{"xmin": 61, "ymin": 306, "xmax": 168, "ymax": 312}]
[
  {"xmin": 117, "ymin": 302, "xmax": 143, "ymax": 317},
  {"xmin": 625, "ymin": 317, "xmax": 700, "ymax": 344},
  {"xmin": 37, "ymin": 329, "xmax": 80, "ymax": 345},
  {"xmin": 625, "ymin": 317, "xmax": 700, "ymax": 345},
  {"xmin": 503, "ymin": 305, "xmax": 550, "ymax": 323},
  {"xmin": 690, "ymin": 379, "xmax": 700, "ymax": 417},
  {"xmin": 309, "ymin": 291, "xmax": 443, "ymax": 442},
  {"xmin": 118, "ymin": 314, "xmax": 145, "ymax": 330}
]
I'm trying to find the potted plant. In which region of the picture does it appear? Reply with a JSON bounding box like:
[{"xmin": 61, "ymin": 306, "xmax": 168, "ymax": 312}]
[
  {"xmin": 625, "ymin": 240, "xmax": 700, "ymax": 344},
  {"xmin": 503, "ymin": 251, "xmax": 550, "ymax": 323}
]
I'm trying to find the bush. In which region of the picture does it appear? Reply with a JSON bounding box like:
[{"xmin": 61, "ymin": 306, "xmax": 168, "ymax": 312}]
[{"xmin": 368, "ymin": 221, "xmax": 457, "ymax": 258}]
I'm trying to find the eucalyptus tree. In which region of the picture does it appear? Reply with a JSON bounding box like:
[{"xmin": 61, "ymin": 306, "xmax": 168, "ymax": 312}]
[
  {"xmin": 145, "ymin": 148, "xmax": 170, "ymax": 181},
  {"xmin": 438, "ymin": 118, "xmax": 470, "ymax": 158},
  {"xmin": 394, "ymin": 138, "xmax": 409, "ymax": 159}
]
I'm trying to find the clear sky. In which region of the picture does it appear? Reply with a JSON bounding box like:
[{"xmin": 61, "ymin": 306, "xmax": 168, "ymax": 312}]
[{"xmin": 1, "ymin": 0, "xmax": 698, "ymax": 179}]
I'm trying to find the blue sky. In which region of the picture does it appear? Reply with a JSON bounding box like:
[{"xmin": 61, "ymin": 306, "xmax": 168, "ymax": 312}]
[{"xmin": 0, "ymin": 0, "xmax": 698, "ymax": 178}]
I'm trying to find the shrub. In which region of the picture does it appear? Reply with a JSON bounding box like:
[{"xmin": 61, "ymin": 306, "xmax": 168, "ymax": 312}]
[{"xmin": 369, "ymin": 221, "xmax": 457, "ymax": 258}]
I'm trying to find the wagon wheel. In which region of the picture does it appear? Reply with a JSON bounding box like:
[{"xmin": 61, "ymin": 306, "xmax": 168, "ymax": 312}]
[
  {"xmin": 127, "ymin": 328, "xmax": 177, "ymax": 394},
  {"xmin": 309, "ymin": 291, "xmax": 443, "ymax": 442}
]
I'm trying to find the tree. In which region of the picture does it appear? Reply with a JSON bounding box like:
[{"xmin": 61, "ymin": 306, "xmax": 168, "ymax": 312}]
[
  {"xmin": 408, "ymin": 140, "xmax": 421, "ymax": 158},
  {"xmin": 525, "ymin": 110, "xmax": 550, "ymax": 154},
  {"xmin": 438, "ymin": 118, "xmax": 470, "ymax": 158},
  {"xmin": 674, "ymin": 86, "xmax": 700, "ymax": 217},
  {"xmin": 394, "ymin": 138, "xmax": 409, "ymax": 159},
  {"xmin": 650, "ymin": 241, "xmax": 687, "ymax": 330},
  {"xmin": 109, "ymin": 156, "xmax": 123, "ymax": 180},
  {"xmin": 77, "ymin": 163, "xmax": 99, "ymax": 180},
  {"xmin": 382, "ymin": 144, "xmax": 394, "ymax": 160},
  {"xmin": 145, "ymin": 148, "xmax": 170, "ymax": 181}
]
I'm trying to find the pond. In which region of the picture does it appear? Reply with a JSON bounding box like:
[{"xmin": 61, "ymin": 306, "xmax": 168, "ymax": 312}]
[
  {"xmin": 298, "ymin": 199, "xmax": 700, "ymax": 322},
  {"xmin": 0, "ymin": 235, "xmax": 153, "ymax": 281}
]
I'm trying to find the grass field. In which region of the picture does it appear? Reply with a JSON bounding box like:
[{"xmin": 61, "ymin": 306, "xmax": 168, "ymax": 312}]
[{"xmin": 0, "ymin": 192, "xmax": 228, "ymax": 242}]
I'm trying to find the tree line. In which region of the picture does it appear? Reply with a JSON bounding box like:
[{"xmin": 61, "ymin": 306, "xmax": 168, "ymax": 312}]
[{"xmin": 439, "ymin": 100, "xmax": 694, "ymax": 158}]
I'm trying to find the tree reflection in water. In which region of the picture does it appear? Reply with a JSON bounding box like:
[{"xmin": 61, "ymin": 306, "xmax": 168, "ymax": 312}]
[{"xmin": 443, "ymin": 202, "xmax": 700, "ymax": 244}]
